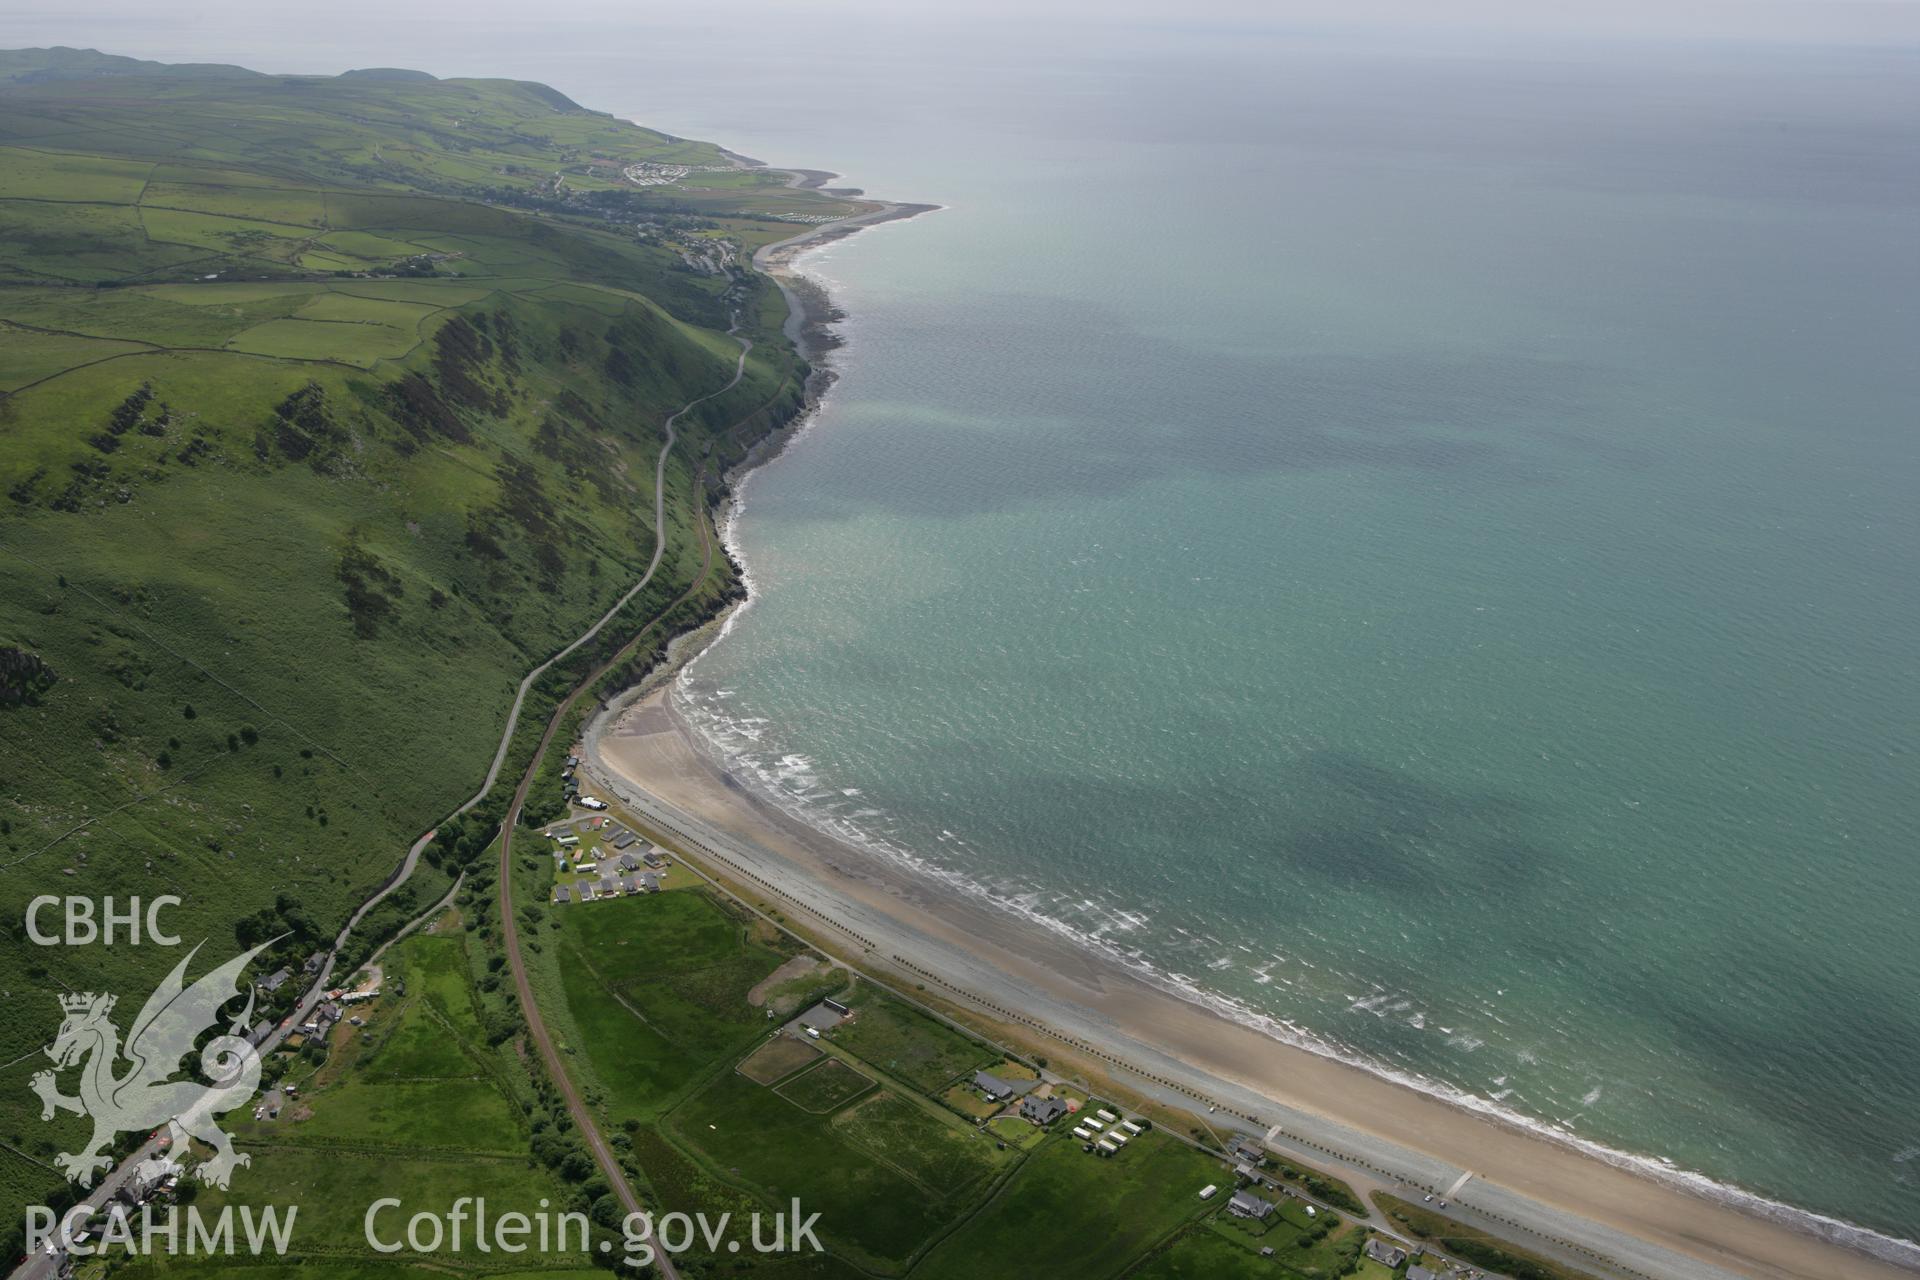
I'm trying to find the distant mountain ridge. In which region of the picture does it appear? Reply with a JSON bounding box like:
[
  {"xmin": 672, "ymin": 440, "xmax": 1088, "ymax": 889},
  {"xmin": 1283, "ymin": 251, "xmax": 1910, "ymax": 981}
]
[{"xmin": 0, "ymin": 46, "xmax": 584, "ymax": 110}]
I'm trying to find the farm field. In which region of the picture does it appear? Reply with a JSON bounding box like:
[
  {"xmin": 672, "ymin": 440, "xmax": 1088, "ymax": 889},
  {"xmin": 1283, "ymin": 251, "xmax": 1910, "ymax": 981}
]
[
  {"xmin": 908, "ymin": 1132, "xmax": 1220, "ymax": 1280},
  {"xmin": 0, "ymin": 46, "xmax": 824, "ymax": 1249},
  {"xmin": 832, "ymin": 990, "xmax": 999, "ymax": 1094}
]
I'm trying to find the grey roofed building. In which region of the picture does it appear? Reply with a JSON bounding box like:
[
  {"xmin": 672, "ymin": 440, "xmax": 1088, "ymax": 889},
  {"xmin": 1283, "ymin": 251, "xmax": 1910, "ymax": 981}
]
[
  {"xmin": 250, "ymin": 1019, "xmax": 273, "ymax": 1045},
  {"xmin": 1364, "ymin": 1239, "xmax": 1409, "ymax": 1268},
  {"xmin": 315, "ymin": 1001, "xmax": 343, "ymax": 1027},
  {"xmin": 576, "ymin": 879, "xmax": 595, "ymax": 901},
  {"xmin": 1229, "ymin": 1135, "xmax": 1267, "ymax": 1164},
  {"xmin": 1234, "ymin": 1161, "xmax": 1259, "ymax": 1181},
  {"xmin": 639, "ymin": 871, "xmax": 662, "ymax": 892},
  {"xmin": 1227, "ymin": 1189, "xmax": 1275, "ymax": 1219},
  {"xmin": 1019, "ymin": 1095, "xmax": 1069, "ymax": 1125},
  {"xmin": 555, "ymin": 885, "xmax": 571, "ymax": 904},
  {"xmin": 616, "ymin": 852, "xmax": 641, "ymax": 871},
  {"xmin": 642, "ymin": 849, "xmax": 666, "ymax": 868},
  {"xmin": 620, "ymin": 873, "xmax": 641, "ymax": 895},
  {"xmin": 598, "ymin": 874, "xmax": 619, "ymax": 897},
  {"xmin": 610, "ymin": 829, "xmax": 637, "ymax": 849},
  {"xmin": 973, "ymin": 1071, "xmax": 1038, "ymax": 1102},
  {"xmin": 258, "ymin": 968, "xmax": 292, "ymax": 994},
  {"xmin": 1406, "ymin": 1267, "xmax": 1439, "ymax": 1280},
  {"xmin": 973, "ymin": 1071, "xmax": 1013, "ymax": 1100},
  {"xmin": 797, "ymin": 1002, "xmax": 848, "ymax": 1033},
  {"xmin": 302, "ymin": 951, "xmax": 326, "ymax": 975}
]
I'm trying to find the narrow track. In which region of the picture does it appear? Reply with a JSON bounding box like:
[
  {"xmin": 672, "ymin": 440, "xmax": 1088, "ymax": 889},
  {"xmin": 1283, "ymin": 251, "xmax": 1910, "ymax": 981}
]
[{"xmin": 494, "ymin": 329, "xmax": 743, "ymax": 1277}]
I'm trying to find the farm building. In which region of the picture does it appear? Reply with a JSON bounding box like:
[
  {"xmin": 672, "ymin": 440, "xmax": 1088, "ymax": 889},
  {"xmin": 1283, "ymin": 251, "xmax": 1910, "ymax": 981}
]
[
  {"xmin": 797, "ymin": 1001, "xmax": 850, "ymax": 1034},
  {"xmin": 973, "ymin": 1071, "xmax": 1036, "ymax": 1103}
]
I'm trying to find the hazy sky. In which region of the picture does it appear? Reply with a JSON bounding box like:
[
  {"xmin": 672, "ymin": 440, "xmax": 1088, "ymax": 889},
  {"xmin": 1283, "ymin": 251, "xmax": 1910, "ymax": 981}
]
[{"xmin": 5, "ymin": 0, "xmax": 1920, "ymax": 71}]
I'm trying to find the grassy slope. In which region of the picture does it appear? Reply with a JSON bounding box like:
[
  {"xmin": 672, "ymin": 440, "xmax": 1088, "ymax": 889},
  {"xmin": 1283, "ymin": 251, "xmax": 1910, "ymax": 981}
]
[{"xmin": 0, "ymin": 47, "xmax": 825, "ymax": 1240}]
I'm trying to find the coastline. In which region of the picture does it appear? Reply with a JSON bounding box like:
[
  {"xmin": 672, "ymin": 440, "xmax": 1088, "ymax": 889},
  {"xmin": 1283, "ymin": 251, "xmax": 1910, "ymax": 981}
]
[{"xmin": 585, "ymin": 175, "xmax": 1919, "ymax": 1280}]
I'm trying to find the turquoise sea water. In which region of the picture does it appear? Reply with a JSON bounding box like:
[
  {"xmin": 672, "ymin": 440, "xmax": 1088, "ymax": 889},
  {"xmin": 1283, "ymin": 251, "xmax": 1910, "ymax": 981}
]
[
  {"xmin": 637, "ymin": 31, "xmax": 1920, "ymax": 1248},
  {"xmin": 30, "ymin": 13, "xmax": 1914, "ymax": 1251}
]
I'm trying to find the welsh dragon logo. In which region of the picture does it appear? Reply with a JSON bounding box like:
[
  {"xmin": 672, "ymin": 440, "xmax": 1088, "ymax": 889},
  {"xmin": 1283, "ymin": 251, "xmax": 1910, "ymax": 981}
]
[{"xmin": 30, "ymin": 940, "xmax": 277, "ymax": 1189}]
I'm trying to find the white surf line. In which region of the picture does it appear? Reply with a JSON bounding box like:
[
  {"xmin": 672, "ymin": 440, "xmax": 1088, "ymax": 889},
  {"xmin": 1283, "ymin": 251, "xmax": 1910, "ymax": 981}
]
[{"xmin": 472, "ymin": 313, "xmax": 753, "ymax": 803}]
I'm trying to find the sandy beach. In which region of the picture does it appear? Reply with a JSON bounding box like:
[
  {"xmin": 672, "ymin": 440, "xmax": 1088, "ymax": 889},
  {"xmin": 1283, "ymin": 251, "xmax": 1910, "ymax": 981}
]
[
  {"xmin": 584, "ymin": 684, "xmax": 1919, "ymax": 1280},
  {"xmin": 564, "ymin": 180, "xmax": 1920, "ymax": 1280}
]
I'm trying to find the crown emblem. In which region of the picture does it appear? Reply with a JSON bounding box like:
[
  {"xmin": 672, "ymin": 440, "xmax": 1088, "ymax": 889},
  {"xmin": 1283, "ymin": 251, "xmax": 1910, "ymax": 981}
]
[{"xmin": 60, "ymin": 992, "xmax": 112, "ymax": 1016}]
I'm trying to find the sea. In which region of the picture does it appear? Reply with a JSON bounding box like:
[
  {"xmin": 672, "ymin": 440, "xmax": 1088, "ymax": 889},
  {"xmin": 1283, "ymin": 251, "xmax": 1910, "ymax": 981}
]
[
  {"xmin": 25, "ymin": 9, "xmax": 1920, "ymax": 1258},
  {"xmin": 634, "ymin": 24, "xmax": 1920, "ymax": 1253}
]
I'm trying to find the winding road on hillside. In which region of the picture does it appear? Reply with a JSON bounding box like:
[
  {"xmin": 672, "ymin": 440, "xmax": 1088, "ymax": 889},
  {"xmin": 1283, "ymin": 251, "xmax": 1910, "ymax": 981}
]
[
  {"xmin": 492, "ymin": 323, "xmax": 751, "ymax": 1279},
  {"xmin": 8, "ymin": 327, "xmax": 750, "ymax": 1280}
]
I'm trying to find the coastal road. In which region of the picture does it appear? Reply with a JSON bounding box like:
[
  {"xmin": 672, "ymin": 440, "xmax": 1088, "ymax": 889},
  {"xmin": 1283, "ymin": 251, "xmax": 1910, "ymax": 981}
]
[
  {"xmin": 4, "ymin": 320, "xmax": 750, "ymax": 1280},
  {"xmin": 494, "ymin": 324, "xmax": 753, "ymax": 1278},
  {"xmin": 747, "ymin": 178, "xmax": 932, "ymax": 354}
]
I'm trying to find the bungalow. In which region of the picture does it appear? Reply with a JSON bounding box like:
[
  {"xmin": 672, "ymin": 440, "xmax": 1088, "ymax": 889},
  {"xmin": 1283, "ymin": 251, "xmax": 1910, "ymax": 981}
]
[
  {"xmin": 1229, "ymin": 1135, "xmax": 1268, "ymax": 1165},
  {"xmin": 616, "ymin": 852, "xmax": 641, "ymax": 871},
  {"xmin": 1407, "ymin": 1267, "xmax": 1439, "ymax": 1280},
  {"xmin": 315, "ymin": 1001, "xmax": 342, "ymax": 1029},
  {"xmin": 619, "ymin": 873, "xmax": 641, "ymax": 895},
  {"xmin": 1364, "ymin": 1239, "xmax": 1409, "ymax": 1269},
  {"xmin": 598, "ymin": 874, "xmax": 619, "ymax": 898},
  {"xmin": 554, "ymin": 885, "xmax": 572, "ymax": 904},
  {"xmin": 302, "ymin": 952, "xmax": 326, "ymax": 975},
  {"xmin": 1019, "ymin": 1095, "xmax": 1069, "ymax": 1125},
  {"xmin": 258, "ymin": 968, "xmax": 292, "ymax": 995},
  {"xmin": 642, "ymin": 849, "xmax": 667, "ymax": 869},
  {"xmin": 576, "ymin": 879, "xmax": 596, "ymax": 902},
  {"xmin": 250, "ymin": 1019, "xmax": 273, "ymax": 1046},
  {"xmin": 610, "ymin": 829, "xmax": 637, "ymax": 849},
  {"xmin": 1227, "ymin": 1190, "xmax": 1276, "ymax": 1220},
  {"xmin": 639, "ymin": 871, "xmax": 662, "ymax": 892}
]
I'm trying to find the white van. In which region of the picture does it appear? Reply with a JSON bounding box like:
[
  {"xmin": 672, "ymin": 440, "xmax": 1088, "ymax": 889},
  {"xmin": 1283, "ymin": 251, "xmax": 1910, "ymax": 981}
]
[{"xmin": 578, "ymin": 796, "xmax": 608, "ymax": 811}]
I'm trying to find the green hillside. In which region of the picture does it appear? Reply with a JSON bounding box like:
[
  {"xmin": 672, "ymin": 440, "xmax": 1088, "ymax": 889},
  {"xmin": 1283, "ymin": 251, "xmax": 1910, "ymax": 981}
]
[{"xmin": 0, "ymin": 47, "xmax": 828, "ymax": 1237}]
